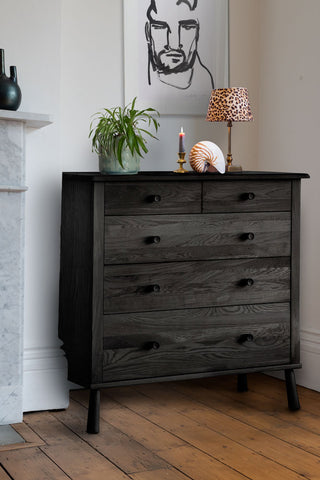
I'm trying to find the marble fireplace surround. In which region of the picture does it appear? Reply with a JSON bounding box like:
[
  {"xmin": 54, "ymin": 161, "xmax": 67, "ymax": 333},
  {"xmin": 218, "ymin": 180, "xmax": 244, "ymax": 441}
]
[{"xmin": 0, "ymin": 110, "xmax": 52, "ymax": 425}]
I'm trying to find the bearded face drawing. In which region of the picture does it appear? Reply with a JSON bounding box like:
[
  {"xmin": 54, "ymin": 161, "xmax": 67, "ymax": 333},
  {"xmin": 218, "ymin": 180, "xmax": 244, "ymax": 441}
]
[{"xmin": 145, "ymin": 0, "xmax": 215, "ymax": 90}]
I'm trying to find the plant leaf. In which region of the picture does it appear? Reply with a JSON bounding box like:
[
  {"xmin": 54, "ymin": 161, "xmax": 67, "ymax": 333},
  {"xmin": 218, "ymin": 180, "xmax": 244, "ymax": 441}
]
[
  {"xmin": 136, "ymin": 135, "xmax": 148, "ymax": 154},
  {"xmin": 89, "ymin": 97, "xmax": 160, "ymax": 167},
  {"xmin": 116, "ymin": 137, "xmax": 125, "ymax": 168}
]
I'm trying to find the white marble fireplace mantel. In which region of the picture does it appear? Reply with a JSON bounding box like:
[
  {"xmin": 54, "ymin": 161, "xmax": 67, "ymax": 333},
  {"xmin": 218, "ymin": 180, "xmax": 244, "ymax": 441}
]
[
  {"xmin": 0, "ymin": 109, "xmax": 52, "ymax": 425},
  {"xmin": 0, "ymin": 110, "xmax": 52, "ymax": 128}
]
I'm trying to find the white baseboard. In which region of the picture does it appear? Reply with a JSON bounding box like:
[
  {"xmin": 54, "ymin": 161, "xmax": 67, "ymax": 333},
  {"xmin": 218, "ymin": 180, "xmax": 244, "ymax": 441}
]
[
  {"xmin": 23, "ymin": 346, "xmax": 69, "ymax": 412},
  {"xmin": 295, "ymin": 328, "xmax": 320, "ymax": 391},
  {"xmin": 269, "ymin": 328, "xmax": 320, "ymax": 392}
]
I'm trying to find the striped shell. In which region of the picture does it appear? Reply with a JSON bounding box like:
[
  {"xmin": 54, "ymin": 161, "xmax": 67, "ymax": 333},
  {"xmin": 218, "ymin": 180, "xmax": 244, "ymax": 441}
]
[{"xmin": 189, "ymin": 141, "xmax": 225, "ymax": 174}]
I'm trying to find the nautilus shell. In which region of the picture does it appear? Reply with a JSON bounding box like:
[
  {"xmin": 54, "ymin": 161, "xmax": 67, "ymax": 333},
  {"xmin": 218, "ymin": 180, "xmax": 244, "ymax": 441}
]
[{"xmin": 189, "ymin": 141, "xmax": 225, "ymax": 174}]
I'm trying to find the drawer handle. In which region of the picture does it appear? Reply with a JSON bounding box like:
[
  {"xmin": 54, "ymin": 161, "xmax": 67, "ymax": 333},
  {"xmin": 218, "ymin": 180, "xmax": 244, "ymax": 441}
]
[
  {"xmin": 148, "ymin": 194, "xmax": 162, "ymax": 203},
  {"xmin": 144, "ymin": 341, "xmax": 160, "ymax": 350},
  {"xmin": 240, "ymin": 278, "xmax": 254, "ymax": 287},
  {"xmin": 238, "ymin": 334, "xmax": 254, "ymax": 344},
  {"xmin": 146, "ymin": 235, "xmax": 161, "ymax": 244},
  {"xmin": 146, "ymin": 284, "xmax": 161, "ymax": 293},
  {"xmin": 241, "ymin": 232, "xmax": 255, "ymax": 241},
  {"xmin": 242, "ymin": 192, "xmax": 256, "ymax": 201}
]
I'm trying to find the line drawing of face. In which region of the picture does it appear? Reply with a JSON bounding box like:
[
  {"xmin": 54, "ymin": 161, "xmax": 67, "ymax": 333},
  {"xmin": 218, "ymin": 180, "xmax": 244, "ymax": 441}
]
[{"xmin": 145, "ymin": 0, "xmax": 214, "ymax": 90}]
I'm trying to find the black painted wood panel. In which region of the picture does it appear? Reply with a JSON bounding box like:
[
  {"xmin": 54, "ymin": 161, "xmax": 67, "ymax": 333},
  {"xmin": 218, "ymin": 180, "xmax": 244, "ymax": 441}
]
[
  {"xmin": 203, "ymin": 180, "xmax": 291, "ymax": 213},
  {"xmin": 63, "ymin": 171, "xmax": 309, "ymax": 182},
  {"xmin": 58, "ymin": 178, "xmax": 94, "ymax": 386},
  {"xmin": 104, "ymin": 181, "xmax": 201, "ymax": 215},
  {"xmin": 91, "ymin": 183, "xmax": 105, "ymax": 384},
  {"xmin": 102, "ymin": 304, "xmax": 290, "ymax": 382},
  {"xmin": 103, "ymin": 303, "xmax": 290, "ymax": 339},
  {"xmin": 104, "ymin": 212, "xmax": 291, "ymax": 264},
  {"xmin": 103, "ymin": 257, "xmax": 291, "ymax": 314},
  {"xmin": 291, "ymin": 180, "xmax": 301, "ymax": 364}
]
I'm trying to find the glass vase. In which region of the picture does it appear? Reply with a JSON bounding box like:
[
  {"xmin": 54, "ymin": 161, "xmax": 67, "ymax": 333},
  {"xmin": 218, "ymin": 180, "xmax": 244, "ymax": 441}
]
[{"xmin": 99, "ymin": 148, "xmax": 140, "ymax": 175}]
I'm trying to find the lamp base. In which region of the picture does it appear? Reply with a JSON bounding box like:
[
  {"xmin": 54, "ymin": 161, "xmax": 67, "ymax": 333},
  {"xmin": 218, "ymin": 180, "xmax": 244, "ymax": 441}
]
[
  {"xmin": 226, "ymin": 164, "xmax": 242, "ymax": 172},
  {"xmin": 226, "ymin": 153, "xmax": 242, "ymax": 172}
]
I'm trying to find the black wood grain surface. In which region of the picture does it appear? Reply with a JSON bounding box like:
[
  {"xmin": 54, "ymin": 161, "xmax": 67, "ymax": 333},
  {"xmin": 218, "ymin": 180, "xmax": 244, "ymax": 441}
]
[
  {"xmin": 105, "ymin": 212, "xmax": 291, "ymax": 264},
  {"xmin": 104, "ymin": 181, "xmax": 201, "ymax": 215},
  {"xmin": 102, "ymin": 305, "xmax": 290, "ymax": 382},
  {"xmin": 203, "ymin": 180, "xmax": 291, "ymax": 212},
  {"xmin": 103, "ymin": 257, "xmax": 291, "ymax": 314},
  {"xmin": 58, "ymin": 178, "xmax": 94, "ymax": 385},
  {"xmin": 63, "ymin": 171, "xmax": 309, "ymax": 182}
]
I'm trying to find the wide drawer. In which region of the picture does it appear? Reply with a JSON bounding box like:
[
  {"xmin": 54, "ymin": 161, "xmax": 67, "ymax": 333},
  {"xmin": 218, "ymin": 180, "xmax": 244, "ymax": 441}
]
[
  {"xmin": 104, "ymin": 181, "xmax": 201, "ymax": 215},
  {"xmin": 104, "ymin": 257, "xmax": 290, "ymax": 314},
  {"xmin": 104, "ymin": 212, "xmax": 291, "ymax": 264},
  {"xmin": 102, "ymin": 303, "xmax": 290, "ymax": 382},
  {"xmin": 203, "ymin": 180, "xmax": 291, "ymax": 213}
]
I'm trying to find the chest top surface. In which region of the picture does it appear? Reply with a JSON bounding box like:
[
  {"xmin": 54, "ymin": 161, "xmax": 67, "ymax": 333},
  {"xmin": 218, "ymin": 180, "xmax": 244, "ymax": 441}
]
[{"xmin": 62, "ymin": 171, "xmax": 309, "ymax": 182}]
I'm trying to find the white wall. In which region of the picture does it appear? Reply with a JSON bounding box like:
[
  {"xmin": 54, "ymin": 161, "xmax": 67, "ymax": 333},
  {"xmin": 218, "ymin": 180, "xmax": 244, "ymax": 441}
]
[
  {"xmin": 258, "ymin": 0, "xmax": 320, "ymax": 390},
  {"xmin": 1, "ymin": 0, "xmax": 318, "ymax": 414},
  {"xmin": 229, "ymin": 0, "xmax": 260, "ymax": 170},
  {"xmin": 60, "ymin": 0, "xmax": 259, "ymax": 174},
  {"xmin": 60, "ymin": 0, "xmax": 123, "ymax": 172},
  {"xmin": 0, "ymin": 0, "xmax": 68, "ymax": 411}
]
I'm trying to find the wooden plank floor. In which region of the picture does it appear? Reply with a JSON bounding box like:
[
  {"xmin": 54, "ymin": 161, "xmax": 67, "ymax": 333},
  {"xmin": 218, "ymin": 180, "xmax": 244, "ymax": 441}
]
[{"xmin": 1, "ymin": 373, "xmax": 320, "ymax": 479}]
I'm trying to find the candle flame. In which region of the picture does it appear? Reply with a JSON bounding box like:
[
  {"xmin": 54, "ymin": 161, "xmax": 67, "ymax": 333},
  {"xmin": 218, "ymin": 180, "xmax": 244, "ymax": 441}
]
[{"xmin": 180, "ymin": 127, "xmax": 184, "ymax": 134}]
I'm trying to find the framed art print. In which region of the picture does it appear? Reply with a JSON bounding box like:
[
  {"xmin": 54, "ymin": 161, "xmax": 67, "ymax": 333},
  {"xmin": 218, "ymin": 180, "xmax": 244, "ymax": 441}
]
[{"xmin": 123, "ymin": 0, "xmax": 229, "ymax": 115}]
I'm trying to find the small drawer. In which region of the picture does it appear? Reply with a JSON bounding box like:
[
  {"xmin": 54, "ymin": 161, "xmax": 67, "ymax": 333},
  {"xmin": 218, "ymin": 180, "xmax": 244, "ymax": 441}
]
[
  {"xmin": 203, "ymin": 180, "xmax": 291, "ymax": 213},
  {"xmin": 104, "ymin": 212, "xmax": 291, "ymax": 264},
  {"xmin": 103, "ymin": 257, "xmax": 290, "ymax": 314},
  {"xmin": 104, "ymin": 181, "xmax": 201, "ymax": 215},
  {"xmin": 102, "ymin": 303, "xmax": 290, "ymax": 382}
]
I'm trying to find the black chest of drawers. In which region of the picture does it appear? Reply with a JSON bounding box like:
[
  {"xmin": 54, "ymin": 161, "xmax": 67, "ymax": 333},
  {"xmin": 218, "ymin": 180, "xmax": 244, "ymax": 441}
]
[{"xmin": 59, "ymin": 171, "xmax": 308, "ymax": 433}]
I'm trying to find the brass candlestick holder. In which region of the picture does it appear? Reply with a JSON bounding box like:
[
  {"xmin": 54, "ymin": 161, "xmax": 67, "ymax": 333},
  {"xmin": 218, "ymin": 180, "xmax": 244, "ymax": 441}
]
[{"xmin": 174, "ymin": 152, "xmax": 189, "ymax": 173}]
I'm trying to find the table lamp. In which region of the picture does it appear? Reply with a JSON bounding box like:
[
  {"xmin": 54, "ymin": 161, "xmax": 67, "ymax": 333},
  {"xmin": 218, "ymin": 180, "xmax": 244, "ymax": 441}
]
[{"xmin": 206, "ymin": 87, "xmax": 253, "ymax": 172}]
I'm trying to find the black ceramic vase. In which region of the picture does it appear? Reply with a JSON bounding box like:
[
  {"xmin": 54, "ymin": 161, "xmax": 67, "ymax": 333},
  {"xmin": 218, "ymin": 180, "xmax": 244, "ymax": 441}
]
[{"xmin": 0, "ymin": 48, "xmax": 22, "ymax": 111}]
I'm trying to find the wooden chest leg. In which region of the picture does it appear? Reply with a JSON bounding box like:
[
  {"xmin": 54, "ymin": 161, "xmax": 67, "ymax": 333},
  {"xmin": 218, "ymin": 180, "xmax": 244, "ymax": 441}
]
[
  {"xmin": 87, "ymin": 389, "xmax": 100, "ymax": 434},
  {"xmin": 285, "ymin": 369, "xmax": 300, "ymax": 411}
]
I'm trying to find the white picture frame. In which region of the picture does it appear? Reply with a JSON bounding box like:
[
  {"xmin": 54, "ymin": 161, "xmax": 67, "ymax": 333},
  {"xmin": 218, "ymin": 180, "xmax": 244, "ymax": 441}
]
[{"xmin": 123, "ymin": 0, "xmax": 229, "ymax": 115}]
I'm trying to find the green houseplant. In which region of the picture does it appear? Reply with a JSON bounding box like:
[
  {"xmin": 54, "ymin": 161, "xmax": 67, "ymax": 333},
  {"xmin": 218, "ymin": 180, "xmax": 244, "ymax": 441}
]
[{"xmin": 89, "ymin": 97, "xmax": 160, "ymax": 174}]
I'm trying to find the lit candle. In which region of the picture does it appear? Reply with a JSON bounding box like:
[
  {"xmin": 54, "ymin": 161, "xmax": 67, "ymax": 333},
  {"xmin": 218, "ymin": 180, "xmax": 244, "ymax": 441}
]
[{"xmin": 179, "ymin": 127, "xmax": 185, "ymax": 153}]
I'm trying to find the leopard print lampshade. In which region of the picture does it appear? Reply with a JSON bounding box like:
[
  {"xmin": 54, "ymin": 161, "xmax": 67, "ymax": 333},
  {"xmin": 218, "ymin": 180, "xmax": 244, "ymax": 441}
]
[{"xmin": 206, "ymin": 87, "xmax": 253, "ymax": 122}]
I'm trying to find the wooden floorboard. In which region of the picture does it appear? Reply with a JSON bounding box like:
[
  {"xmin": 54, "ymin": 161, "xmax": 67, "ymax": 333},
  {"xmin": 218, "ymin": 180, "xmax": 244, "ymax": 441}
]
[
  {"xmin": 51, "ymin": 399, "xmax": 169, "ymax": 474},
  {"xmin": 0, "ymin": 448, "xmax": 69, "ymax": 480},
  {"xmin": 104, "ymin": 384, "xmax": 307, "ymax": 480},
  {"xmin": 1, "ymin": 373, "xmax": 320, "ymax": 479},
  {"xmin": 0, "ymin": 465, "xmax": 14, "ymax": 480},
  {"xmin": 0, "ymin": 422, "xmax": 44, "ymax": 453},
  {"xmin": 197, "ymin": 375, "xmax": 320, "ymax": 438},
  {"xmin": 170, "ymin": 379, "xmax": 320, "ymax": 455},
  {"xmin": 133, "ymin": 382, "xmax": 320, "ymax": 478}
]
